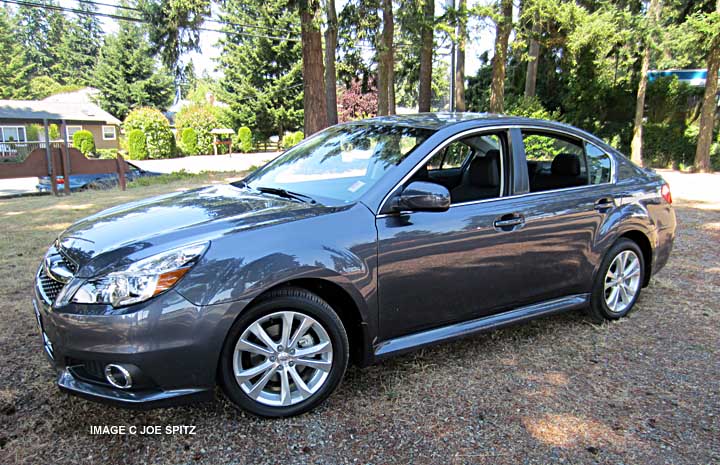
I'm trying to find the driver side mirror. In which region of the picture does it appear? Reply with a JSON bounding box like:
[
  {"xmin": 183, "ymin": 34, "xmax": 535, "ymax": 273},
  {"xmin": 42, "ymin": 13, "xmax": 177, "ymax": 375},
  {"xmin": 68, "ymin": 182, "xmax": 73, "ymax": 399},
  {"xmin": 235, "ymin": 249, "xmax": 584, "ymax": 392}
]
[{"xmin": 391, "ymin": 181, "xmax": 451, "ymax": 213}]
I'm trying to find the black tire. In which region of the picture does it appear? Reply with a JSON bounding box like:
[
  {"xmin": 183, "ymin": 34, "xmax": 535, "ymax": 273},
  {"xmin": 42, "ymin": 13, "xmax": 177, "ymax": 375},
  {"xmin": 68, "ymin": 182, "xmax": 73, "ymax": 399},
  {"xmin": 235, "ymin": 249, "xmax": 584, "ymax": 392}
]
[
  {"xmin": 589, "ymin": 238, "xmax": 645, "ymax": 322},
  {"xmin": 219, "ymin": 287, "xmax": 349, "ymax": 417}
]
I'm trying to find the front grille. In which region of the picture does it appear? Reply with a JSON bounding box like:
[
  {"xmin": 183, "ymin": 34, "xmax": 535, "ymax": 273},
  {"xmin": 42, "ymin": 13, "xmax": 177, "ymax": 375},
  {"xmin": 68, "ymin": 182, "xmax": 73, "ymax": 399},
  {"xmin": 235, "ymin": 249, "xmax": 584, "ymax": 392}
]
[
  {"xmin": 56, "ymin": 248, "xmax": 79, "ymax": 274},
  {"xmin": 37, "ymin": 267, "xmax": 64, "ymax": 304}
]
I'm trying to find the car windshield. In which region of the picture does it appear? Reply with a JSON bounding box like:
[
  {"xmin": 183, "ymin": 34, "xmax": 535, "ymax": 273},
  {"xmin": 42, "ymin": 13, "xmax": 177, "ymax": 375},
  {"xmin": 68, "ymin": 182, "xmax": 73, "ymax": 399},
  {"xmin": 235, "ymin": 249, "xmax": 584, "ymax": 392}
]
[{"xmin": 239, "ymin": 124, "xmax": 435, "ymax": 203}]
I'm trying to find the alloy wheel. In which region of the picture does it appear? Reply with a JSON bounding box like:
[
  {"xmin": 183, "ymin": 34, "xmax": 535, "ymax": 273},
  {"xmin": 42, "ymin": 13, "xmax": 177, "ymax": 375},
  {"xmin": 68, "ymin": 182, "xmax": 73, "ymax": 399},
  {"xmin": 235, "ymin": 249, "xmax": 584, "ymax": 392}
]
[
  {"xmin": 232, "ymin": 311, "xmax": 333, "ymax": 407},
  {"xmin": 604, "ymin": 250, "xmax": 642, "ymax": 313}
]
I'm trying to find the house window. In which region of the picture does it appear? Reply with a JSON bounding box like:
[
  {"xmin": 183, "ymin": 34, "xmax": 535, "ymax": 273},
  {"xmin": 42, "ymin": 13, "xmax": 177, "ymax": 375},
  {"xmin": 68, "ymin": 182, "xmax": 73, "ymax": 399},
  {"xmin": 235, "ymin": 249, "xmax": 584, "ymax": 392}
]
[
  {"xmin": 102, "ymin": 125, "xmax": 117, "ymax": 141},
  {"xmin": 66, "ymin": 125, "xmax": 83, "ymax": 143},
  {"xmin": 0, "ymin": 126, "xmax": 27, "ymax": 142}
]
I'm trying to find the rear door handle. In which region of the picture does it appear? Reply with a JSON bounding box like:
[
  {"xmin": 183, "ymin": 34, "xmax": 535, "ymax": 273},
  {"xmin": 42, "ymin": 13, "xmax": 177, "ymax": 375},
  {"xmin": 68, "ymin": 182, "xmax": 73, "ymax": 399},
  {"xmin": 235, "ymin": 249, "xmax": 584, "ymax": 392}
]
[
  {"xmin": 594, "ymin": 197, "xmax": 615, "ymax": 211},
  {"xmin": 494, "ymin": 214, "xmax": 525, "ymax": 230}
]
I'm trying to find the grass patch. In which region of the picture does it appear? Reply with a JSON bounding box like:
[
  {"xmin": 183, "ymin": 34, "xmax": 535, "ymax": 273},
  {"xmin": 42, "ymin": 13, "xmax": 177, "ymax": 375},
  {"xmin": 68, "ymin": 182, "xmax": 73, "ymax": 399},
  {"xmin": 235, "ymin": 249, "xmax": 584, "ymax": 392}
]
[{"xmin": 129, "ymin": 170, "xmax": 247, "ymax": 188}]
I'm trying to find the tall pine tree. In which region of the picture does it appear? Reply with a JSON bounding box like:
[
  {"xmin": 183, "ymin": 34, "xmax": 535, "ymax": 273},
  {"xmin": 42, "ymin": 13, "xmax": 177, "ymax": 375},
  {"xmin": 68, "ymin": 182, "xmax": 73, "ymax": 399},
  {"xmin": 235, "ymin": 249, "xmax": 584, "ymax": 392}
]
[
  {"xmin": 57, "ymin": 2, "xmax": 104, "ymax": 85},
  {"xmin": 0, "ymin": 7, "xmax": 32, "ymax": 99},
  {"xmin": 16, "ymin": 0, "xmax": 66, "ymax": 79},
  {"xmin": 217, "ymin": 0, "xmax": 303, "ymax": 138},
  {"xmin": 93, "ymin": 9, "xmax": 173, "ymax": 120}
]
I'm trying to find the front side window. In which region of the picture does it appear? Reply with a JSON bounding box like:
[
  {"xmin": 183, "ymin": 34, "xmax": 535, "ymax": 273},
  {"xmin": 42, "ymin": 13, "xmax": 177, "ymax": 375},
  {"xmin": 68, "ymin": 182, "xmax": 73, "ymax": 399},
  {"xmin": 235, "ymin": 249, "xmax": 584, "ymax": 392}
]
[
  {"xmin": 412, "ymin": 133, "xmax": 503, "ymax": 204},
  {"xmin": 523, "ymin": 131, "xmax": 587, "ymax": 192},
  {"xmin": 242, "ymin": 124, "xmax": 434, "ymax": 203},
  {"xmin": 585, "ymin": 142, "xmax": 612, "ymax": 184}
]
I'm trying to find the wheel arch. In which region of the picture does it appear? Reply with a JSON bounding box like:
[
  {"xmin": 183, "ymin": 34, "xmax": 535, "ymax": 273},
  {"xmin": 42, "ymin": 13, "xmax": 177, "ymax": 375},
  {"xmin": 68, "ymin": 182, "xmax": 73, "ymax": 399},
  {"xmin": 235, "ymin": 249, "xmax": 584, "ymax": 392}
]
[{"xmin": 617, "ymin": 230, "xmax": 653, "ymax": 287}]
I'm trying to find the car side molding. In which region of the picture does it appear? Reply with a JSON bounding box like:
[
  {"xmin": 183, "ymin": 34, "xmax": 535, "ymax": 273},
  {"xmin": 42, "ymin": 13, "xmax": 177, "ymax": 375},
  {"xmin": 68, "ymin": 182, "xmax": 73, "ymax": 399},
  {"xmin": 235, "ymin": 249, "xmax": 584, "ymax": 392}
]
[{"xmin": 373, "ymin": 294, "xmax": 590, "ymax": 358}]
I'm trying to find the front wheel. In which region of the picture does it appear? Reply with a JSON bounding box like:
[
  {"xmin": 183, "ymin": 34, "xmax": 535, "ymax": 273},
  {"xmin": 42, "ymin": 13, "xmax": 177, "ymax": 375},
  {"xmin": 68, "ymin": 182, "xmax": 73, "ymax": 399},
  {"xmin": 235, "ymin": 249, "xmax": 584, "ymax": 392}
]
[
  {"xmin": 219, "ymin": 287, "xmax": 349, "ymax": 417},
  {"xmin": 589, "ymin": 239, "xmax": 645, "ymax": 322}
]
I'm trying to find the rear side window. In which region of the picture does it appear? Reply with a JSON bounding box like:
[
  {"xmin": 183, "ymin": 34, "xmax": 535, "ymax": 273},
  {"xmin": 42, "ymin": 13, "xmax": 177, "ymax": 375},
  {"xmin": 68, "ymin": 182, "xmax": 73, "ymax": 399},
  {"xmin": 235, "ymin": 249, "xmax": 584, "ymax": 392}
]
[
  {"xmin": 522, "ymin": 131, "xmax": 587, "ymax": 192},
  {"xmin": 585, "ymin": 142, "xmax": 612, "ymax": 184}
]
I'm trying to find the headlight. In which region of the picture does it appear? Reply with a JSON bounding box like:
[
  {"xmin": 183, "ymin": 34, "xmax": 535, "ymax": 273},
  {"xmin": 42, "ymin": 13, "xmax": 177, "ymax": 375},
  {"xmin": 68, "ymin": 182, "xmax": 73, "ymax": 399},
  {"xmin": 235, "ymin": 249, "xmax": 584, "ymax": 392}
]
[{"xmin": 70, "ymin": 242, "xmax": 209, "ymax": 308}]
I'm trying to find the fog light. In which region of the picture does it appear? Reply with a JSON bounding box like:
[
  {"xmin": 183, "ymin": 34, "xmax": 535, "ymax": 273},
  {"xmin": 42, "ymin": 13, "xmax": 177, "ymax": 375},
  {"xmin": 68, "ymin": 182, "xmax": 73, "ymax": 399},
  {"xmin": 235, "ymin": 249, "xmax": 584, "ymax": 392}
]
[{"xmin": 104, "ymin": 364, "xmax": 133, "ymax": 389}]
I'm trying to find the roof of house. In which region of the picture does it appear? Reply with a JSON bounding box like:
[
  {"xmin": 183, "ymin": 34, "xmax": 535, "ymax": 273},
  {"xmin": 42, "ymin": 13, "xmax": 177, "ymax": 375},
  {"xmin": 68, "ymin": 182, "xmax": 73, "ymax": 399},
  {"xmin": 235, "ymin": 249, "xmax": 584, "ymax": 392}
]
[{"xmin": 0, "ymin": 87, "xmax": 121, "ymax": 125}]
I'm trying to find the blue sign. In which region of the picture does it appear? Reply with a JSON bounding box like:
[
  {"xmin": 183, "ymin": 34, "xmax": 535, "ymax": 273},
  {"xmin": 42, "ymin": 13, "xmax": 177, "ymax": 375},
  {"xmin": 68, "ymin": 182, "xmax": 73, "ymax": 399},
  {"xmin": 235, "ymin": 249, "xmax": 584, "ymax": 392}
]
[{"xmin": 648, "ymin": 69, "xmax": 719, "ymax": 87}]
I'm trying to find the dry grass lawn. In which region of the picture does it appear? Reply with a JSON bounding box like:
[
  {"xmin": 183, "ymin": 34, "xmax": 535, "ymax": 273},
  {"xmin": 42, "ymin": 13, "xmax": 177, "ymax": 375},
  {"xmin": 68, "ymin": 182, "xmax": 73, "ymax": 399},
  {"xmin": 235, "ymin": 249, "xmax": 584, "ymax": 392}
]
[{"xmin": 0, "ymin": 171, "xmax": 718, "ymax": 464}]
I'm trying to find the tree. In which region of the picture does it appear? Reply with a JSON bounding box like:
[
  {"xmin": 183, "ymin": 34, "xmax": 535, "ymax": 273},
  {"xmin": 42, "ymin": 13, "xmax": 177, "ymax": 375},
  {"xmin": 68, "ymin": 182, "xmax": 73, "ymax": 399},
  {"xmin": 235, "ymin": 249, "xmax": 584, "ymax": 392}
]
[
  {"xmin": 489, "ymin": 0, "xmax": 513, "ymax": 113},
  {"xmin": 455, "ymin": 0, "xmax": 467, "ymax": 111},
  {"xmin": 691, "ymin": 1, "xmax": 720, "ymax": 172},
  {"xmin": 217, "ymin": 0, "xmax": 303, "ymax": 138},
  {"xmin": 630, "ymin": 0, "xmax": 663, "ymax": 166},
  {"xmin": 418, "ymin": 0, "xmax": 434, "ymax": 112},
  {"xmin": 324, "ymin": 0, "xmax": 339, "ymax": 124},
  {"xmin": 57, "ymin": 2, "xmax": 104, "ymax": 85},
  {"xmin": 93, "ymin": 9, "xmax": 174, "ymax": 120},
  {"xmin": 0, "ymin": 7, "xmax": 32, "ymax": 99},
  {"xmin": 299, "ymin": 0, "xmax": 328, "ymax": 134},
  {"xmin": 16, "ymin": 0, "xmax": 66, "ymax": 79},
  {"xmin": 138, "ymin": 0, "xmax": 211, "ymax": 81},
  {"xmin": 377, "ymin": 0, "xmax": 395, "ymax": 115}
]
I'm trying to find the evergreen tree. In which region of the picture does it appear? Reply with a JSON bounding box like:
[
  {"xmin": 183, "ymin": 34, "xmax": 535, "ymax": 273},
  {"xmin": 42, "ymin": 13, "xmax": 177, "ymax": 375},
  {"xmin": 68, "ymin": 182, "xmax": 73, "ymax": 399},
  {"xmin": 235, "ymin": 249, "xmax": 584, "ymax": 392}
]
[
  {"xmin": 0, "ymin": 7, "xmax": 32, "ymax": 99},
  {"xmin": 16, "ymin": 0, "xmax": 66, "ymax": 78},
  {"xmin": 93, "ymin": 12, "xmax": 174, "ymax": 120},
  {"xmin": 57, "ymin": 2, "xmax": 104, "ymax": 85},
  {"xmin": 217, "ymin": 0, "xmax": 303, "ymax": 138}
]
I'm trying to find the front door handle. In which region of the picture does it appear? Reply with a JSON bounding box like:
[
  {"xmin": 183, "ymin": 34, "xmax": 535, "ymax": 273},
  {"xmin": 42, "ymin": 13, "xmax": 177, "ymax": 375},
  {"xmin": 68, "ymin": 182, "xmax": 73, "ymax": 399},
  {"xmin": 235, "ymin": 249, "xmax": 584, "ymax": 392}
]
[
  {"xmin": 494, "ymin": 213, "xmax": 525, "ymax": 231},
  {"xmin": 594, "ymin": 197, "xmax": 615, "ymax": 211}
]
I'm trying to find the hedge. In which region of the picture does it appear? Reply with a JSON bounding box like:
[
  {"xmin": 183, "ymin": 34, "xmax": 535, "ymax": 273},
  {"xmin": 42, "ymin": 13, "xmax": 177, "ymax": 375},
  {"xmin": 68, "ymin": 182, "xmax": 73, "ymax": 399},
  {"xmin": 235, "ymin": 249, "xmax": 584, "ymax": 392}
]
[
  {"xmin": 72, "ymin": 130, "xmax": 95, "ymax": 156},
  {"xmin": 127, "ymin": 129, "xmax": 148, "ymax": 160},
  {"xmin": 123, "ymin": 107, "xmax": 175, "ymax": 159},
  {"xmin": 180, "ymin": 127, "xmax": 199, "ymax": 156}
]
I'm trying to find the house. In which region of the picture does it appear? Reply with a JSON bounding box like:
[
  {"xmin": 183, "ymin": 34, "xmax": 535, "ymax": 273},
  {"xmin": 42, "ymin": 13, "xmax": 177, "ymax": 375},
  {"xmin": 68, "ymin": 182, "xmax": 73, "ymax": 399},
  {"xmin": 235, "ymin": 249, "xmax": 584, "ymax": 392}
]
[{"xmin": 0, "ymin": 88, "xmax": 121, "ymax": 155}]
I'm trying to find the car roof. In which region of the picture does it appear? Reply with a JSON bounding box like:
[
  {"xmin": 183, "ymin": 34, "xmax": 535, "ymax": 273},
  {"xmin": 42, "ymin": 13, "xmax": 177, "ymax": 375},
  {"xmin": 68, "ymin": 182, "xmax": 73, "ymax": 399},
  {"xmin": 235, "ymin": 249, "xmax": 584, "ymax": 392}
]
[{"xmin": 349, "ymin": 112, "xmax": 568, "ymax": 131}]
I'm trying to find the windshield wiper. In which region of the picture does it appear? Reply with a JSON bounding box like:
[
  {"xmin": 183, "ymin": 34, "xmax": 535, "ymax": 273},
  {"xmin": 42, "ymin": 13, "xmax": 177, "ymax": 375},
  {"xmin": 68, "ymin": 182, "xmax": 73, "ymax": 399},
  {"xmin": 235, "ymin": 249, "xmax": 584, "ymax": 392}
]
[{"xmin": 255, "ymin": 186, "xmax": 317, "ymax": 204}]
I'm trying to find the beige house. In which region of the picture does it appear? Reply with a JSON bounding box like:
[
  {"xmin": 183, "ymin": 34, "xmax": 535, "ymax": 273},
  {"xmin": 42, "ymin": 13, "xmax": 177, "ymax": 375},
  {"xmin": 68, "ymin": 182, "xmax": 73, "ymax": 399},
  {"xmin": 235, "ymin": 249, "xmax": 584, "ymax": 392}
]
[{"xmin": 0, "ymin": 88, "xmax": 121, "ymax": 153}]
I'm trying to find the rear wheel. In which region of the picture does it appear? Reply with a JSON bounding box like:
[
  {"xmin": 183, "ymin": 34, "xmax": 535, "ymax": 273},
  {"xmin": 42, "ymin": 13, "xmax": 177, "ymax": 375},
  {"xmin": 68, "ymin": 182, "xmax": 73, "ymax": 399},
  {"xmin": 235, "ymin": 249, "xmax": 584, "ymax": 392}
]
[
  {"xmin": 219, "ymin": 287, "xmax": 349, "ymax": 417},
  {"xmin": 589, "ymin": 239, "xmax": 645, "ymax": 322}
]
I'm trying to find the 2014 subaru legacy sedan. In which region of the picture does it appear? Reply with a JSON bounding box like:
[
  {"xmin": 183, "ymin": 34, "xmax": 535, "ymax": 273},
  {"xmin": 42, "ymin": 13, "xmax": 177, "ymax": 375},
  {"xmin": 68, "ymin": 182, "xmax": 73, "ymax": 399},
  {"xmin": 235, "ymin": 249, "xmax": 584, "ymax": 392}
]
[{"xmin": 33, "ymin": 113, "xmax": 675, "ymax": 417}]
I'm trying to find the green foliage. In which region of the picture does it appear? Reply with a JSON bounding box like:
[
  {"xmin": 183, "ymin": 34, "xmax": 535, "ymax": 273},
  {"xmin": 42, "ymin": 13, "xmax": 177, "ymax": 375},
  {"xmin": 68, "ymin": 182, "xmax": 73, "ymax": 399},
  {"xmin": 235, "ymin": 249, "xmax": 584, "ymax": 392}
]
[
  {"xmin": 93, "ymin": 16, "xmax": 174, "ymax": 120},
  {"xmin": 505, "ymin": 96, "xmax": 560, "ymax": 120},
  {"xmin": 72, "ymin": 130, "xmax": 96, "ymax": 156},
  {"xmin": 180, "ymin": 127, "xmax": 199, "ymax": 156},
  {"xmin": 49, "ymin": 124, "xmax": 60, "ymax": 141},
  {"xmin": 642, "ymin": 123, "xmax": 696, "ymax": 168},
  {"xmin": 56, "ymin": 2, "xmax": 103, "ymax": 85},
  {"xmin": 281, "ymin": 130, "xmax": 304, "ymax": 149},
  {"xmin": 127, "ymin": 129, "xmax": 148, "ymax": 160},
  {"xmin": 237, "ymin": 126, "xmax": 253, "ymax": 153},
  {"xmin": 174, "ymin": 104, "xmax": 218, "ymax": 155},
  {"xmin": 97, "ymin": 148, "xmax": 119, "ymax": 159},
  {"xmin": 0, "ymin": 7, "xmax": 32, "ymax": 99},
  {"xmin": 217, "ymin": 0, "xmax": 303, "ymax": 138},
  {"xmin": 124, "ymin": 108, "xmax": 175, "ymax": 159}
]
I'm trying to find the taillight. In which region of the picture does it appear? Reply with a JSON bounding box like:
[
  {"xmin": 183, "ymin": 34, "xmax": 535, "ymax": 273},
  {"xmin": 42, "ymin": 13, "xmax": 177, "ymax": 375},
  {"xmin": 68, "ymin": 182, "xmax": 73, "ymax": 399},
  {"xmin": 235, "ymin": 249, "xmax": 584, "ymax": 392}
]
[
  {"xmin": 56, "ymin": 177, "xmax": 65, "ymax": 185},
  {"xmin": 661, "ymin": 184, "xmax": 672, "ymax": 204}
]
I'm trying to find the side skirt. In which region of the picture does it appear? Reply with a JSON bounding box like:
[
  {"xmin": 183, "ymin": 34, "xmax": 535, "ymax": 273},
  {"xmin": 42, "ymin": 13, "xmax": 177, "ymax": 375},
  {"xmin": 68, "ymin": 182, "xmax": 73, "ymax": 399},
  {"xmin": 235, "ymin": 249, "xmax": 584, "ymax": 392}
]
[{"xmin": 373, "ymin": 294, "xmax": 589, "ymax": 358}]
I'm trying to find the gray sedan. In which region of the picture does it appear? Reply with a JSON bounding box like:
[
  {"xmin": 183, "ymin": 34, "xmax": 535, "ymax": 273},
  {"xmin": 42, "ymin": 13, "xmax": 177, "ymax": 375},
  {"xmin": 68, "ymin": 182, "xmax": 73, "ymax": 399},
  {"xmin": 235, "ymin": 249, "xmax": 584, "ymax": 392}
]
[{"xmin": 33, "ymin": 113, "xmax": 675, "ymax": 417}]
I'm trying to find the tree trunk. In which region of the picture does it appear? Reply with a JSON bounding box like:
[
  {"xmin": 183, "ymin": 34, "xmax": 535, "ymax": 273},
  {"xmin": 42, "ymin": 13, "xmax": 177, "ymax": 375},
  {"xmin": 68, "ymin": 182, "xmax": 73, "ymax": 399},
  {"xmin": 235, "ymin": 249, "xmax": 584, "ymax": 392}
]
[
  {"xmin": 694, "ymin": 40, "xmax": 719, "ymax": 172},
  {"xmin": 300, "ymin": 1, "xmax": 328, "ymax": 135},
  {"xmin": 489, "ymin": 0, "xmax": 512, "ymax": 113},
  {"xmin": 524, "ymin": 22, "xmax": 540, "ymax": 97},
  {"xmin": 324, "ymin": 0, "xmax": 338, "ymax": 125},
  {"xmin": 455, "ymin": 0, "xmax": 466, "ymax": 111},
  {"xmin": 630, "ymin": 0, "xmax": 661, "ymax": 166},
  {"xmin": 418, "ymin": 0, "xmax": 434, "ymax": 112},
  {"xmin": 377, "ymin": 0, "xmax": 395, "ymax": 116},
  {"xmin": 694, "ymin": 0, "xmax": 720, "ymax": 172}
]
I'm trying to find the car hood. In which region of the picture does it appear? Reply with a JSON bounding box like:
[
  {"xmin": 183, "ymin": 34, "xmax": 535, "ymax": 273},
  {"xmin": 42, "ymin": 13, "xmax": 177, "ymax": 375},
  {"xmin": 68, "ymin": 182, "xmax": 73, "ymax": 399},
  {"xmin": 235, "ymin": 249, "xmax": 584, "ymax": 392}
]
[{"xmin": 56, "ymin": 184, "xmax": 334, "ymax": 277}]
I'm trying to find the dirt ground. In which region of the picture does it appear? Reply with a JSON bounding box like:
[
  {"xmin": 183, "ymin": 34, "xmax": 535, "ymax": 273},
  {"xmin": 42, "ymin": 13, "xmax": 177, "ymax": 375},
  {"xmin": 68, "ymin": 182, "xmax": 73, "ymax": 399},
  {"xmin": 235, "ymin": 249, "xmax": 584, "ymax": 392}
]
[{"xmin": 0, "ymin": 170, "xmax": 717, "ymax": 464}]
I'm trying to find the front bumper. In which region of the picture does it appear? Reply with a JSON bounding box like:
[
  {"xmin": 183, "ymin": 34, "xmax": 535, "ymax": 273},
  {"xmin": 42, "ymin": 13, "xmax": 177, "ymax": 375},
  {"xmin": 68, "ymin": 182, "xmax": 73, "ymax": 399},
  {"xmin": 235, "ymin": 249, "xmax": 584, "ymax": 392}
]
[{"xmin": 32, "ymin": 284, "xmax": 239, "ymax": 408}]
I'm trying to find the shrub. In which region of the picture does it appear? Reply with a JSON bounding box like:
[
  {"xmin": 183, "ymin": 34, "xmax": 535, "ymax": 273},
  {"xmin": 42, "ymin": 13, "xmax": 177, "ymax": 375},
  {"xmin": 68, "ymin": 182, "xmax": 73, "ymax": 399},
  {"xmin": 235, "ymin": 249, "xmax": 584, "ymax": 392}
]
[
  {"xmin": 505, "ymin": 96, "xmax": 561, "ymax": 120},
  {"xmin": 26, "ymin": 124, "xmax": 41, "ymax": 141},
  {"xmin": 237, "ymin": 126, "xmax": 252, "ymax": 153},
  {"xmin": 127, "ymin": 129, "xmax": 148, "ymax": 160},
  {"xmin": 97, "ymin": 148, "xmax": 119, "ymax": 159},
  {"xmin": 72, "ymin": 130, "xmax": 95, "ymax": 156},
  {"xmin": 49, "ymin": 124, "xmax": 60, "ymax": 140},
  {"xmin": 180, "ymin": 127, "xmax": 199, "ymax": 156},
  {"xmin": 643, "ymin": 123, "xmax": 696, "ymax": 168},
  {"xmin": 281, "ymin": 130, "xmax": 304, "ymax": 150},
  {"xmin": 175, "ymin": 103, "xmax": 218, "ymax": 155},
  {"xmin": 123, "ymin": 107, "xmax": 175, "ymax": 159}
]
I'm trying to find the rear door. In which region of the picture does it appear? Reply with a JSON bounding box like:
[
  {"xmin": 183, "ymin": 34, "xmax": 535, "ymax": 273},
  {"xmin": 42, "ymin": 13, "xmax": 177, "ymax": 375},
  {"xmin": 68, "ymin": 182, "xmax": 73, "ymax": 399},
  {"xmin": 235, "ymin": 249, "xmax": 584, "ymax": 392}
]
[{"xmin": 507, "ymin": 128, "xmax": 616, "ymax": 302}]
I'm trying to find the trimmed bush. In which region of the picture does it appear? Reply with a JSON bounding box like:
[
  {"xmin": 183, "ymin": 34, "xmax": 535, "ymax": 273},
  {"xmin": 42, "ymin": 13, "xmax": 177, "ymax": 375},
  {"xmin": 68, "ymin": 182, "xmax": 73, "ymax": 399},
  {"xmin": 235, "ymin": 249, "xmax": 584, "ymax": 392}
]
[
  {"xmin": 180, "ymin": 127, "xmax": 199, "ymax": 156},
  {"xmin": 72, "ymin": 130, "xmax": 95, "ymax": 156},
  {"xmin": 123, "ymin": 107, "xmax": 175, "ymax": 159},
  {"xmin": 97, "ymin": 148, "xmax": 119, "ymax": 159},
  {"xmin": 237, "ymin": 126, "xmax": 252, "ymax": 153},
  {"xmin": 643, "ymin": 123, "xmax": 696, "ymax": 168},
  {"xmin": 127, "ymin": 129, "xmax": 148, "ymax": 160},
  {"xmin": 281, "ymin": 130, "xmax": 304, "ymax": 150},
  {"xmin": 175, "ymin": 104, "xmax": 218, "ymax": 155}
]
